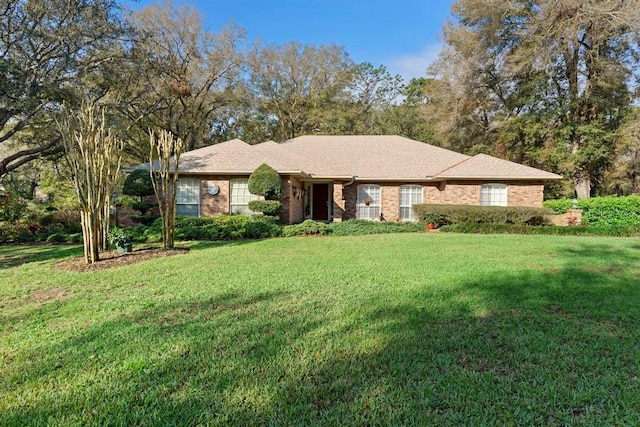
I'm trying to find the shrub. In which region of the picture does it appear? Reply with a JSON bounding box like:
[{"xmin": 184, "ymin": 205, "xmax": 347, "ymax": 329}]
[
  {"xmin": 543, "ymin": 195, "xmax": 640, "ymax": 226},
  {"xmin": 108, "ymin": 227, "xmax": 132, "ymax": 247},
  {"xmin": 130, "ymin": 214, "xmax": 159, "ymax": 226},
  {"xmin": 329, "ymin": 220, "xmax": 424, "ymax": 236},
  {"xmin": 66, "ymin": 233, "xmax": 84, "ymax": 244},
  {"xmin": 122, "ymin": 169, "xmax": 155, "ymax": 199},
  {"xmin": 413, "ymin": 204, "xmax": 550, "ymax": 226},
  {"xmin": 248, "ymin": 200, "xmax": 282, "ymax": 216},
  {"xmin": 282, "ymin": 219, "xmax": 330, "ymax": 237},
  {"xmin": 440, "ymin": 223, "xmax": 640, "ymax": 237},
  {"xmin": 46, "ymin": 232, "xmax": 69, "ymax": 243},
  {"xmin": 248, "ymin": 163, "xmax": 282, "ymax": 200},
  {"xmin": 131, "ymin": 202, "xmax": 156, "ymax": 215}
]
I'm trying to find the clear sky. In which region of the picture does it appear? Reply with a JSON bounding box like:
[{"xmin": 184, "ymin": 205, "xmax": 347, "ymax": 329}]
[{"xmin": 129, "ymin": 0, "xmax": 456, "ymax": 82}]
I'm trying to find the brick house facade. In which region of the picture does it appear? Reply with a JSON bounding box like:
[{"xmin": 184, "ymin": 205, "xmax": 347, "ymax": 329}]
[{"xmin": 132, "ymin": 135, "xmax": 560, "ymax": 224}]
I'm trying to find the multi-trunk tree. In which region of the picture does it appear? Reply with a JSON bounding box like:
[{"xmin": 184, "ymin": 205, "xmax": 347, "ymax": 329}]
[{"xmin": 58, "ymin": 102, "xmax": 122, "ymax": 264}]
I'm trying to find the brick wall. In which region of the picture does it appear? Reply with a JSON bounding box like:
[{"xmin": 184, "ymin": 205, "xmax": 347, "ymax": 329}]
[
  {"xmin": 200, "ymin": 178, "xmax": 231, "ymax": 216},
  {"xmin": 281, "ymin": 176, "xmax": 304, "ymax": 224},
  {"xmin": 424, "ymin": 180, "xmax": 544, "ymax": 208},
  {"xmin": 381, "ymin": 185, "xmax": 400, "ymax": 221}
]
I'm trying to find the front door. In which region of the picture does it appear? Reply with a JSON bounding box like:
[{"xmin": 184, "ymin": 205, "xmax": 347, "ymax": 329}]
[{"xmin": 311, "ymin": 183, "xmax": 330, "ymax": 221}]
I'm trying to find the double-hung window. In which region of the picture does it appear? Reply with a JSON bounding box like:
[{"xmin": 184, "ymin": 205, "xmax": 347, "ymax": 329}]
[
  {"xmin": 480, "ymin": 183, "xmax": 507, "ymax": 206},
  {"xmin": 176, "ymin": 178, "xmax": 200, "ymax": 217},
  {"xmin": 357, "ymin": 184, "xmax": 381, "ymax": 220},
  {"xmin": 230, "ymin": 178, "xmax": 257, "ymax": 215},
  {"xmin": 399, "ymin": 185, "xmax": 423, "ymax": 221}
]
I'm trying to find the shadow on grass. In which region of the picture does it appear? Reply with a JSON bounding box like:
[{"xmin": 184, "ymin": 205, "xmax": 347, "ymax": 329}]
[
  {"xmin": 0, "ymin": 244, "xmax": 82, "ymax": 270},
  {"xmin": 3, "ymin": 242, "xmax": 640, "ymax": 425}
]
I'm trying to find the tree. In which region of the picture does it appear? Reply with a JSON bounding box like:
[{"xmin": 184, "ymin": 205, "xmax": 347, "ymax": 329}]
[
  {"xmin": 122, "ymin": 168, "xmax": 156, "ymax": 215},
  {"xmin": 117, "ymin": 1, "xmax": 245, "ymax": 158},
  {"xmin": 149, "ymin": 129, "xmax": 183, "ymax": 250},
  {"xmin": 58, "ymin": 102, "xmax": 123, "ymax": 264},
  {"xmin": 246, "ymin": 42, "xmax": 354, "ymax": 141},
  {"xmin": 0, "ymin": 0, "xmax": 127, "ymax": 178},
  {"xmin": 432, "ymin": 0, "xmax": 640, "ymax": 198}
]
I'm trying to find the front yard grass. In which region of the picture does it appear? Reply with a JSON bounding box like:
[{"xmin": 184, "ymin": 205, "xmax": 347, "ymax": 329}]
[{"xmin": 1, "ymin": 234, "xmax": 640, "ymax": 425}]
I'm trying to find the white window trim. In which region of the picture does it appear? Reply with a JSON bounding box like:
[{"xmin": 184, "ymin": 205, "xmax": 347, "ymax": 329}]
[
  {"xmin": 229, "ymin": 178, "xmax": 258, "ymax": 215},
  {"xmin": 176, "ymin": 178, "xmax": 200, "ymax": 217},
  {"xmin": 357, "ymin": 184, "xmax": 381, "ymax": 221},
  {"xmin": 481, "ymin": 183, "xmax": 508, "ymax": 207},
  {"xmin": 399, "ymin": 185, "xmax": 423, "ymax": 221}
]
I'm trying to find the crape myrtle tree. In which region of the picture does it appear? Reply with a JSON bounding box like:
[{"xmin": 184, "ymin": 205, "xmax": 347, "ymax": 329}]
[
  {"xmin": 58, "ymin": 102, "xmax": 123, "ymax": 264},
  {"xmin": 429, "ymin": 0, "xmax": 640, "ymax": 198},
  {"xmin": 149, "ymin": 129, "xmax": 184, "ymax": 250}
]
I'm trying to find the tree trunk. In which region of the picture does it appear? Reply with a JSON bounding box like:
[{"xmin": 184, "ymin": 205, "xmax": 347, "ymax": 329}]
[{"xmin": 574, "ymin": 170, "xmax": 591, "ymax": 199}]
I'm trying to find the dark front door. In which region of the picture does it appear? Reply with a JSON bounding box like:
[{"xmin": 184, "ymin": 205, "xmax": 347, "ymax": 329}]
[{"xmin": 312, "ymin": 183, "xmax": 330, "ymax": 221}]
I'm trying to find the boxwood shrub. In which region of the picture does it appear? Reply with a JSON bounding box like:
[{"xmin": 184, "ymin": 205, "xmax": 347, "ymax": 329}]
[
  {"xmin": 328, "ymin": 219, "xmax": 424, "ymax": 236},
  {"xmin": 282, "ymin": 220, "xmax": 330, "ymax": 237},
  {"xmin": 413, "ymin": 204, "xmax": 550, "ymax": 226}
]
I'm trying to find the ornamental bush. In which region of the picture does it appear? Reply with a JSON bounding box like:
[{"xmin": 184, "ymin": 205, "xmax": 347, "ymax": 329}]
[
  {"xmin": 248, "ymin": 163, "xmax": 281, "ymax": 200},
  {"xmin": 543, "ymin": 195, "xmax": 640, "ymax": 226},
  {"xmin": 282, "ymin": 219, "xmax": 330, "ymax": 237},
  {"xmin": 122, "ymin": 169, "xmax": 155, "ymax": 199},
  {"xmin": 412, "ymin": 204, "xmax": 550, "ymax": 226},
  {"xmin": 440, "ymin": 223, "xmax": 640, "ymax": 237},
  {"xmin": 248, "ymin": 200, "xmax": 282, "ymax": 216}
]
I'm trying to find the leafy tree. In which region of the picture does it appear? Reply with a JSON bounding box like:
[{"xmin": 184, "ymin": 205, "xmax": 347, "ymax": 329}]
[
  {"xmin": 0, "ymin": 0, "xmax": 127, "ymax": 178},
  {"xmin": 246, "ymin": 42, "xmax": 354, "ymax": 141},
  {"xmin": 431, "ymin": 0, "xmax": 640, "ymax": 198},
  {"xmin": 117, "ymin": 1, "xmax": 245, "ymax": 157}
]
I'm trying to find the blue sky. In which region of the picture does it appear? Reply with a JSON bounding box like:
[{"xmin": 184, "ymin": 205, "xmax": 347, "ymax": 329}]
[{"xmin": 129, "ymin": 1, "xmax": 456, "ymax": 81}]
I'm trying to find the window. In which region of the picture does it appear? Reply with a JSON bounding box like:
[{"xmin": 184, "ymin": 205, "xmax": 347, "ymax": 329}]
[
  {"xmin": 399, "ymin": 185, "xmax": 423, "ymax": 221},
  {"xmin": 481, "ymin": 183, "xmax": 507, "ymax": 206},
  {"xmin": 230, "ymin": 178, "xmax": 257, "ymax": 215},
  {"xmin": 176, "ymin": 178, "xmax": 200, "ymax": 217},
  {"xmin": 357, "ymin": 184, "xmax": 381, "ymax": 220}
]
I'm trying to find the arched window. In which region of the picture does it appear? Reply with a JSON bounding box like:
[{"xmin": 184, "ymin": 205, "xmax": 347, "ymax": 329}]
[
  {"xmin": 480, "ymin": 183, "xmax": 507, "ymax": 206},
  {"xmin": 357, "ymin": 184, "xmax": 381, "ymax": 220}
]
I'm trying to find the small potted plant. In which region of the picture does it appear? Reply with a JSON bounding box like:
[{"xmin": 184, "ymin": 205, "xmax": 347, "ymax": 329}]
[
  {"xmin": 108, "ymin": 227, "xmax": 132, "ymax": 254},
  {"xmin": 424, "ymin": 212, "xmax": 440, "ymax": 230},
  {"xmin": 362, "ymin": 197, "xmax": 374, "ymax": 206}
]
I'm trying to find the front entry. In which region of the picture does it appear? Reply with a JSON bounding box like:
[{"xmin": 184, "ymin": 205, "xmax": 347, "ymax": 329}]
[{"xmin": 311, "ymin": 183, "xmax": 330, "ymax": 221}]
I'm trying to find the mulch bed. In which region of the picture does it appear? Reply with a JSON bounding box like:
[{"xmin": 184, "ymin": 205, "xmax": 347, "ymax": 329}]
[{"xmin": 56, "ymin": 247, "xmax": 190, "ymax": 272}]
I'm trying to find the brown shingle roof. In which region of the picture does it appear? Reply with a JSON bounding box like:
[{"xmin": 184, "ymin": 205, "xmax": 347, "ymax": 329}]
[
  {"xmin": 437, "ymin": 153, "xmax": 562, "ymax": 180},
  {"xmin": 133, "ymin": 135, "xmax": 560, "ymax": 181}
]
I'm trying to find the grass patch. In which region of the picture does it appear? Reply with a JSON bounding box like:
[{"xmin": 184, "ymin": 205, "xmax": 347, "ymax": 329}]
[{"xmin": 2, "ymin": 234, "xmax": 640, "ymax": 425}]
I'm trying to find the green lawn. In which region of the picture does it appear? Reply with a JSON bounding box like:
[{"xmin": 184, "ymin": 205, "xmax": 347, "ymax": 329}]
[{"xmin": 1, "ymin": 234, "xmax": 640, "ymax": 425}]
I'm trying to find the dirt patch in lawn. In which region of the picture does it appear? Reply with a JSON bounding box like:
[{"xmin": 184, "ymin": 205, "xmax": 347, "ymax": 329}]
[
  {"xmin": 28, "ymin": 287, "xmax": 68, "ymax": 303},
  {"xmin": 56, "ymin": 247, "xmax": 190, "ymax": 272}
]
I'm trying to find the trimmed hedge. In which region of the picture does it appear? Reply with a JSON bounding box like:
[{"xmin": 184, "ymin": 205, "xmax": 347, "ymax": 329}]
[
  {"xmin": 413, "ymin": 204, "xmax": 550, "ymax": 226},
  {"xmin": 543, "ymin": 195, "xmax": 640, "ymax": 226},
  {"xmin": 329, "ymin": 220, "xmax": 424, "ymax": 236},
  {"xmin": 282, "ymin": 219, "xmax": 330, "ymax": 237},
  {"xmin": 440, "ymin": 223, "xmax": 640, "ymax": 237},
  {"xmin": 130, "ymin": 214, "xmax": 281, "ymax": 242}
]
